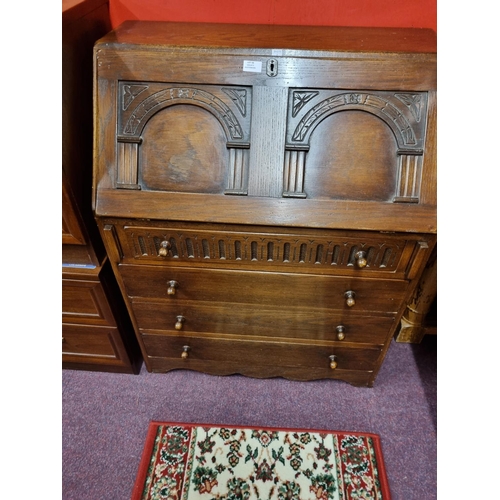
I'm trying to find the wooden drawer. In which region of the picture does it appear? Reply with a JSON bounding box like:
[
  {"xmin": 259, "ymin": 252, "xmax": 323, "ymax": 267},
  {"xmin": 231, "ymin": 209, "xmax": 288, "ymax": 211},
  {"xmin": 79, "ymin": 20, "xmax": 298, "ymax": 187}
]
[
  {"xmin": 62, "ymin": 277, "xmax": 116, "ymax": 326},
  {"xmin": 141, "ymin": 331, "xmax": 382, "ymax": 379},
  {"xmin": 119, "ymin": 264, "xmax": 408, "ymax": 313},
  {"xmin": 113, "ymin": 222, "xmax": 428, "ymax": 279},
  {"xmin": 62, "ymin": 323, "xmax": 121, "ymax": 360},
  {"xmin": 131, "ymin": 298, "xmax": 394, "ymax": 344}
]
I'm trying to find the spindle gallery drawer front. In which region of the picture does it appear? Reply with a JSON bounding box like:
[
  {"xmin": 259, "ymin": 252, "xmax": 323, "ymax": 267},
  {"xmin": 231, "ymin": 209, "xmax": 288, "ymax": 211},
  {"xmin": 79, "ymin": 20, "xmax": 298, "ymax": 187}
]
[
  {"xmin": 115, "ymin": 223, "xmax": 428, "ymax": 279},
  {"xmin": 141, "ymin": 331, "xmax": 382, "ymax": 375},
  {"xmin": 131, "ymin": 298, "xmax": 394, "ymax": 344},
  {"xmin": 119, "ymin": 264, "xmax": 408, "ymax": 313},
  {"xmin": 62, "ymin": 323, "xmax": 120, "ymax": 359}
]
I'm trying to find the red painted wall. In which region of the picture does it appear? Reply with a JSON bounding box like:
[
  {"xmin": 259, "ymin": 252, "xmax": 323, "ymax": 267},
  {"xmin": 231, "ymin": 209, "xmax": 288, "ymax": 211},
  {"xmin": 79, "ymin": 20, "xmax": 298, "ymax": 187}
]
[{"xmin": 109, "ymin": 0, "xmax": 436, "ymax": 32}]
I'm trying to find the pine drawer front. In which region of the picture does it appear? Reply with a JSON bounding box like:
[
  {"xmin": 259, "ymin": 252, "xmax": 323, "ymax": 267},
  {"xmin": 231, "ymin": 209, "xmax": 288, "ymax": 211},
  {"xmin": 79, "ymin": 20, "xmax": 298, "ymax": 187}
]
[
  {"xmin": 131, "ymin": 298, "xmax": 394, "ymax": 344},
  {"xmin": 119, "ymin": 264, "xmax": 408, "ymax": 313},
  {"xmin": 141, "ymin": 331, "xmax": 382, "ymax": 379}
]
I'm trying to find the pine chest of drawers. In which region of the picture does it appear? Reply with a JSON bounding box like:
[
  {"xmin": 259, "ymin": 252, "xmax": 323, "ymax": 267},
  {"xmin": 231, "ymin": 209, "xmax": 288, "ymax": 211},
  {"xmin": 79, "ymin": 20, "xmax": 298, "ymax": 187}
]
[{"xmin": 93, "ymin": 21, "xmax": 437, "ymax": 386}]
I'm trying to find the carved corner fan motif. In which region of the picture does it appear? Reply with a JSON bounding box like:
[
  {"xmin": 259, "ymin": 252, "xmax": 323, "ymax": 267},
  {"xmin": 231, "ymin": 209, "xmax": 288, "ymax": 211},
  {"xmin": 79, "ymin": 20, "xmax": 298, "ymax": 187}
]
[
  {"xmin": 115, "ymin": 82, "xmax": 252, "ymax": 195},
  {"xmin": 284, "ymin": 90, "xmax": 428, "ymax": 202},
  {"xmin": 122, "ymin": 85, "xmax": 148, "ymax": 110}
]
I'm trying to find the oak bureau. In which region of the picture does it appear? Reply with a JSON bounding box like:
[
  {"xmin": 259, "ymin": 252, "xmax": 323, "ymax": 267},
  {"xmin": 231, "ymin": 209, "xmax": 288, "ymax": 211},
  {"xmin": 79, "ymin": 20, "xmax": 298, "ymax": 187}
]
[{"xmin": 92, "ymin": 21, "xmax": 437, "ymax": 386}]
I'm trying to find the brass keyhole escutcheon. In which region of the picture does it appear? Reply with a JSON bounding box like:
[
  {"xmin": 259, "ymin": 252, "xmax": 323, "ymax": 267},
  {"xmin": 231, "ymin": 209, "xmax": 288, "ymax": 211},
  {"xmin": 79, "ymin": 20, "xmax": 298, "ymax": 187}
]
[{"xmin": 266, "ymin": 58, "xmax": 278, "ymax": 77}]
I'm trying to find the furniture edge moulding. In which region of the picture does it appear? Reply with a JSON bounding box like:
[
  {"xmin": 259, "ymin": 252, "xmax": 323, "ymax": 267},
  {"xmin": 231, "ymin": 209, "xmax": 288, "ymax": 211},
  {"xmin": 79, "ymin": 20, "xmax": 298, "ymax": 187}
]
[
  {"xmin": 95, "ymin": 190, "xmax": 437, "ymax": 234},
  {"xmin": 93, "ymin": 22, "xmax": 436, "ymax": 91}
]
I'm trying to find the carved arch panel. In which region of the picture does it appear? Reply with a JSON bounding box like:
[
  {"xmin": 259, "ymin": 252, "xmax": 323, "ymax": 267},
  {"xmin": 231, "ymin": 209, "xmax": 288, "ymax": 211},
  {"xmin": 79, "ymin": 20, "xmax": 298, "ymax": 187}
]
[
  {"xmin": 116, "ymin": 82, "xmax": 252, "ymax": 195},
  {"xmin": 284, "ymin": 89, "xmax": 428, "ymax": 202}
]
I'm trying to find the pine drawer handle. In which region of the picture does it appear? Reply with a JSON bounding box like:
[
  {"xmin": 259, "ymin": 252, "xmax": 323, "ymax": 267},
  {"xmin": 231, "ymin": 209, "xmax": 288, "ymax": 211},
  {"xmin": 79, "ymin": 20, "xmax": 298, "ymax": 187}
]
[
  {"xmin": 181, "ymin": 345, "xmax": 190, "ymax": 359},
  {"xmin": 175, "ymin": 315, "xmax": 185, "ymax": 330},
  {"xmin": 336, "ymin": 325, "xmax": 345, "ymax": 341},
  {"xmin": 344, "ymin": 290, "xmax": 356, "ymax": 307},
  {"xmin": 159, "ymin": 240, "xmax": 171, "ymax": 257},
  {"xmin": 329, "ymin": 355, "xmax": 338, "ymax": 370},
  {"xmin": 167, "ymin": 280, "xmax": 179, "ymax": 296},
  {"xmin": 355, "ymin": 250, "xmax": 368, "ymax": 268}
]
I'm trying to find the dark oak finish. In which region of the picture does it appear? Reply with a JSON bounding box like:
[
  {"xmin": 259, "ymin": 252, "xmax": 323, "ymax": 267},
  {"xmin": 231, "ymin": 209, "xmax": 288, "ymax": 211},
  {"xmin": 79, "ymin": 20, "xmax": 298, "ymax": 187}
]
[
  {"xmin": 62, "ymin": 0, "xmax": 142, "ymax": 373},
  {"xmin": 98, "ymin": 21, "xmax": 437, "ymax": 53},
  {"xmin": 396, "ymin": 244, "xmax": 437, "ymax": 342},
  {"xmin": 131, "ymin": 299, "xmax": 394, "ymax": 344},
  {"xmin": 119, "ymin": 265, "xmax": 408, "ymax": 313},
  {"xmin": 93, "ymin": 21, "xmax": 436, "ymax": 386}
]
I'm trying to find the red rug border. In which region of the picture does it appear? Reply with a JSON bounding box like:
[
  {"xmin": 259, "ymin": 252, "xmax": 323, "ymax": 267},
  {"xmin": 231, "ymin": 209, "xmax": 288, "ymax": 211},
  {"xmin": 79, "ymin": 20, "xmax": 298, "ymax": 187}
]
[{"xmin": 131, "ymin": 421, "xmax": 391, "ymax": 500}]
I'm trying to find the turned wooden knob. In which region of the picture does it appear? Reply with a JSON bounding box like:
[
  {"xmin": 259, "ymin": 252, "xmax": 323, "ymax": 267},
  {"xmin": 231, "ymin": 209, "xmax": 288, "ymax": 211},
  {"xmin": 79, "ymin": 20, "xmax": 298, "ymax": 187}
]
[
  {"xmin": 159, "ymin": 240, "xmax": 171, "ymax": 257},
  {"xmin": 336, "ymin": 325, "xmax": 345, "ymax": 341},
  {"xmin": 175, "ymin": 316, "xmax": 185, "ymax": 330},
  {"xmin": 167, "ymin": 280, "xmax": 179, "ymax": 296},
  {"xmin": 345, "ymin": 290, "xmax": 356, "ymax": 307},
  {"xmin": 329, "ymin": 355, "xmax": 338, "ymax": 370},
  {"xmin": 355, "ymin": 250, "xmax": 367, "ymax": 268},
  {"xmin": 181, "ymin": 345, "xmax": 190, "ymax": 359}
]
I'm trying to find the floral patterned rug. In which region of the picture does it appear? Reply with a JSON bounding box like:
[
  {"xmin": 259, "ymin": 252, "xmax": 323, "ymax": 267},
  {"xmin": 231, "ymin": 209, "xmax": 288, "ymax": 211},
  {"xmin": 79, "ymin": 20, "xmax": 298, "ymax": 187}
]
[{"xmin": 132, "ymin": 422, "xmax": 391, "ymax": 500}]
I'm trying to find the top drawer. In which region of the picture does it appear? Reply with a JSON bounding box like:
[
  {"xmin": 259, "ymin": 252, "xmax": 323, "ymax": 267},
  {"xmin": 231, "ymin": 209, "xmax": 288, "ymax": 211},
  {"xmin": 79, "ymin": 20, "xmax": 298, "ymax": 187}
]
[{"xmin": 104, "ymin": 221, "xmax": 433, "ymax": 280}]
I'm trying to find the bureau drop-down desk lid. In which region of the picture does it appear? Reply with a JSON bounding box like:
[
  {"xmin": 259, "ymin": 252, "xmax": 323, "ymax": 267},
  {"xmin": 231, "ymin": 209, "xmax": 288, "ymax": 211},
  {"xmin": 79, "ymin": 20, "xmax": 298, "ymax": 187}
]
[{"xmin": 93, "ymin": 21, "xmax": 436, "ymax": 235}]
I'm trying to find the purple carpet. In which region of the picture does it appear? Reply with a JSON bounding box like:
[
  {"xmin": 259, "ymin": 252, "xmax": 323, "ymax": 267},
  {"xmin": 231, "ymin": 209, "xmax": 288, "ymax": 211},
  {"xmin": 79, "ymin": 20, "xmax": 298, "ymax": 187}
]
[{"xmin": 62, "ymin": 336, "xmax": 436, "ymax": 499}]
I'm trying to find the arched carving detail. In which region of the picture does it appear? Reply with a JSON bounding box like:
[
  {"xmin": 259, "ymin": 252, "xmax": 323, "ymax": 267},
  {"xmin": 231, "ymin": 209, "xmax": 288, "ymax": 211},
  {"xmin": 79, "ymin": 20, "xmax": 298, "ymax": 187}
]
[
  {"xmin": 122, "ymin": 87, "xmax": 245, "ymax": 141},
  {"xmin": 284, "ymin": 89, "xmax": 427, "ymax": 200},
  {"xmin": 291, "ymin": 92, "xmax": 420, "ymax": 149},
  {"xmin": 116, "ymin": 82, "xmax": 251, "ymax": 194}
]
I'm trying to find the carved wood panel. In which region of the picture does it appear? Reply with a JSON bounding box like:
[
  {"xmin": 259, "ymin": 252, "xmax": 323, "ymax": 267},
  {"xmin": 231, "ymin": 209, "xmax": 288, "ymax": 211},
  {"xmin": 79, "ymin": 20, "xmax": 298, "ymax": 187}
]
[
  {"xmin": 120, "ymin": 225, "xmax": 417, "ymax": 276},
  {"xmin": 116, "ymin": 82, "xmax": 252, "ymax": 195},
  {"xmin": 284, "ymin": 90, "xmax": 428, "ymax": 202}
]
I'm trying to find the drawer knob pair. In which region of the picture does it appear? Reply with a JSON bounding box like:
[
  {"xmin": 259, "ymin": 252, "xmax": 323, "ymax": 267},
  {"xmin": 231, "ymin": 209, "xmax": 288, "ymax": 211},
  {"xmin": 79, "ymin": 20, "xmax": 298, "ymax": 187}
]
[{"xmin": 355, "ymin": 251, "xmax": 368, "ymax": 268}]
